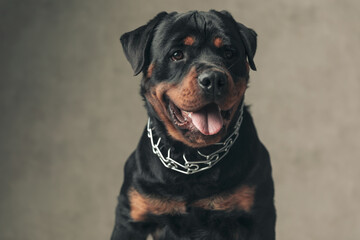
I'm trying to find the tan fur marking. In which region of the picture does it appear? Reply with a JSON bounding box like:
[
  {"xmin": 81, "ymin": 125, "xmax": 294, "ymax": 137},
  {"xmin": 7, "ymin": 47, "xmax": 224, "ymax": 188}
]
[
  {"xmin": 217, "ymin": 75, "xmax": 247, "ymax": 111},
  {"xmin": 214, "ymin": 37, "xmax": 223, "ymax": 48},
  {"xmin": 145, "ymin": 82, "xmax": 189, "ymax": 145},
  {"xmin": 147, "ymin": 63, "xmax": 155, "ymax": 78},
  {"xmin": 166, "ymin": 67, "xmax": 203, "ymax": 111},
  {"xmin": 192, "ymin": 186, "xmax": 256, "ymax": 212},
  {"xmin": 128, "ymin": 188, "xmax": 186, "ymax": 222},
  {"xmin": 184, "ymin": 36, "xmax": 195, "ymax": 46}
]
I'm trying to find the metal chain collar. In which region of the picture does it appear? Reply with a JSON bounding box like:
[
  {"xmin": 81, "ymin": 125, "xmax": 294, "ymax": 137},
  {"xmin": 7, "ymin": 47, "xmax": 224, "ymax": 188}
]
[{"xmin": 147, "ymin": 101, "xmax": 244, "ymax": 175}]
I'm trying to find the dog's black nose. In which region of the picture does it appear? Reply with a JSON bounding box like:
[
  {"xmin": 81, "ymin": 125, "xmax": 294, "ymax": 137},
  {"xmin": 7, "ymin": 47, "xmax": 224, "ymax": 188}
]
[{"xmin": 198, "ymin": 71, "xmax": 228, "ymax": 97}]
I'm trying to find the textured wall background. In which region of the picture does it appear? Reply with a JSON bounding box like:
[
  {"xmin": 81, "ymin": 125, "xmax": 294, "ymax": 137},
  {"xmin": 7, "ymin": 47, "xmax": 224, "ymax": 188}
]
[{"xmin": 1, "ymin": 0, "xmax": 359, "ymax": 239}]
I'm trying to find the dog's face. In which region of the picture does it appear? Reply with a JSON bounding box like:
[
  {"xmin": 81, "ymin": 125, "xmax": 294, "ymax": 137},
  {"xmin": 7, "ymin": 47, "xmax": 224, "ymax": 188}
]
[{"xmin": 121, "ymin": 10, "xmax": 257, "ymax": 148}]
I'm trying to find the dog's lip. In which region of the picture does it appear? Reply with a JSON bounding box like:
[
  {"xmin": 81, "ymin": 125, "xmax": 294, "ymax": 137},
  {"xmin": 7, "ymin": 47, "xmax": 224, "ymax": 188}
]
[
  {"xmin": 165, "ymin": 95, "xmax": 233, "ymax": 113},
  {"xmin": 166, "ymin": 97, "xmax": 234, "ymax": 135},
  {"xmin": 168, "ymin": 100, "xmax": 190, "ymax": 127}
]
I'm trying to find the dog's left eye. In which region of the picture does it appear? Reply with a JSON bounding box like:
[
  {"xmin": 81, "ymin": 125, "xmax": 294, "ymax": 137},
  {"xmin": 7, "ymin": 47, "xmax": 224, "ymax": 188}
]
[{"xmin": 170, "ymin": 50, "xmax": 184, "ymax": 61}]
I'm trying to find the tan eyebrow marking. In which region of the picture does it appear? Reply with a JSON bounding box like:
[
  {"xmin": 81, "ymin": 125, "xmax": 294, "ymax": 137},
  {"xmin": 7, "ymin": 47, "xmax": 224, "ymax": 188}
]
[
  {"xmin": 213, "ymin": 37, "xmax": 223, "ymax": 48},
  {"xmin": 184, "ymin": 36, "xmax": 195, "ymax": 46}
]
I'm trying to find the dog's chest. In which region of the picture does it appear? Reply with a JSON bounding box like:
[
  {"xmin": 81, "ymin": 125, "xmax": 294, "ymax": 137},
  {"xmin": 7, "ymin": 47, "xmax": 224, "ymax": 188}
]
[{"xmin": 128, "ymin": 185, "xmax": 255, "ymax": 222}]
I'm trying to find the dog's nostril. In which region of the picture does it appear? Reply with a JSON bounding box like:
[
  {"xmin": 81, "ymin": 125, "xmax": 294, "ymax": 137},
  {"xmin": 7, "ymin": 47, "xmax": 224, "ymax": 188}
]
[{"xmin": 199, "ymin": 77, "xmax": 212, "ymax": 89}]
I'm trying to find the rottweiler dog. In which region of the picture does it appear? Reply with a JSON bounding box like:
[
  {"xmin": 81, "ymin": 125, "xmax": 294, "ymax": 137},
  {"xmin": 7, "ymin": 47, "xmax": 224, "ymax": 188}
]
[{"xmin": 111, "ymin": 10, "xmax": 276, "ymax": 240}]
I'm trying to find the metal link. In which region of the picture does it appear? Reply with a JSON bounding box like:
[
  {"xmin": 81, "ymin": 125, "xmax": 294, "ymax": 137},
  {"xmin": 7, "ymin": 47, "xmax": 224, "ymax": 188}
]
[{"xmin": 147, "ymin": 101, "xmax": 244, "ymax": 175}]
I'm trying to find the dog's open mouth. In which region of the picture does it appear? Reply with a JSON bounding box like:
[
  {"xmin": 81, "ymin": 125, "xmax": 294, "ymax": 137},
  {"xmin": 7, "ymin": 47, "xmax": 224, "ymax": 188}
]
[{"xmin": 168, "ymin": 100, "xmax": 232, "ymax": 136}]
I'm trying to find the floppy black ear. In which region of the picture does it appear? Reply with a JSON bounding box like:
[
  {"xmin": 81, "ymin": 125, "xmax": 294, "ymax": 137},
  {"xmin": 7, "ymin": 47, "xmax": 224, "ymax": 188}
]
[
  {"xmin": 120, "ymin": 12, "xmax": 168, "ymax": 76},
  {"xmin": 217, "ymin": 10, "xmax": 257, "ymax": 71},
  {"xmin": 237, "ymin": 23, "xmax": 257, "ymax": 71}
]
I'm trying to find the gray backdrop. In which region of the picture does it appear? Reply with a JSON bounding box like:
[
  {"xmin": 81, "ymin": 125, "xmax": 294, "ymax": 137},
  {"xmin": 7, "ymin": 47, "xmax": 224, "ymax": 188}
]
[{"xmin": 1, "ymin": 0, "xmax": 359, "ymax": 239}]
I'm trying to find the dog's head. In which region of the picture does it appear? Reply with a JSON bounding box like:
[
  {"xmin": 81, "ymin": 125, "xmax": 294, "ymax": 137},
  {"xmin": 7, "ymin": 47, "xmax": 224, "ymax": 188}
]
[{"xmin": 121, "ymin": 10, "xmax": 257, "ymax": 148}]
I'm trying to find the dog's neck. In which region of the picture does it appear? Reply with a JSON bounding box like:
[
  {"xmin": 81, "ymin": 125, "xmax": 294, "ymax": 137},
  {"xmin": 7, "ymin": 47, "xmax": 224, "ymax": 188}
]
[{"xmin": 147, "ymin": 99, "xmax": 245, "ymax": 175}]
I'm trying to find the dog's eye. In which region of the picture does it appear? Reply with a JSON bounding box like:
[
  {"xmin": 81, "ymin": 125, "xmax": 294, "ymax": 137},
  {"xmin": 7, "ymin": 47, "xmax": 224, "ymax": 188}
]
[
  {"xmin": 224, "ymin": 49, "xmax": 235, "ymax": 59},
  {"xmin": 170, "ymin": 50, "xmax": 184, "ymax": 61}
]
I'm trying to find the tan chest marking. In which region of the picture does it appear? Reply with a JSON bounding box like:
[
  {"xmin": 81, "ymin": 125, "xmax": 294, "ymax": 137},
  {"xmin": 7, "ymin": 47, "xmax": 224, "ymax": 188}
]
[
  {"xmin": 128, "ymin": 186, "xmax": 255, "ymax": 221},
  {"xmin": 128, "ymin": 188, "xmax": 186, "ymax": 222},
  {"xmin": 192, "ymin": 186, "xmax": 256, "ymax": 212}
]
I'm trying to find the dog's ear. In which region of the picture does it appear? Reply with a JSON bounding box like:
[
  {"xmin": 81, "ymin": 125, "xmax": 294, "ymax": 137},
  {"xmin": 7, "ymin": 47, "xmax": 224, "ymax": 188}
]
[
  {"xmin": 120, "ymin": 12, "xmax": 168, "ymax": 76},
  {"xmin": 237, "ymin": 23, "xmax": 257, "ymax": 71},
  {"xmin": 217, "ymin": 10, "xmax": 257, "ymax": 71}
]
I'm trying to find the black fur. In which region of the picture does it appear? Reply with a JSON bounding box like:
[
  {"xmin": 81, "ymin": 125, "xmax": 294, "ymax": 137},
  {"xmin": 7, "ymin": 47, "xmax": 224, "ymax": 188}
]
[{"xmin": 112, "ymin": 10, "xmax": 276, "ymax": 240}]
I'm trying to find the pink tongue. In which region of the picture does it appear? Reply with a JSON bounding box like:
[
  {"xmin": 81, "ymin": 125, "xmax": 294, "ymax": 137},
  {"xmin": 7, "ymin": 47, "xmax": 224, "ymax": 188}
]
[{"xmin": 189, "ymin": 104, "xmax": 223, "ymax": 135}]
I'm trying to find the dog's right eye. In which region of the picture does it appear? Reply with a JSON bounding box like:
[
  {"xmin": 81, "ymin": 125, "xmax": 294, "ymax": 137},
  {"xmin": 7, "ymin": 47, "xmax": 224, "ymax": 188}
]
[
  {"xmin": 224, "ymin": 47, "xmax": 236, "ymax": 60},
  {"xmin": 170, "ymin": 50, "xmax": 184, "ymax": 61}
]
